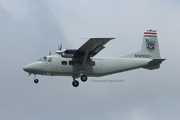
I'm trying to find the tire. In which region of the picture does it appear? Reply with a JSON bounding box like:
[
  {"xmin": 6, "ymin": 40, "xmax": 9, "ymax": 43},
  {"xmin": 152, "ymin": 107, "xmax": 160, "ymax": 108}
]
[
  {"xmin": 72, "ymin": 80, "xmax": 79, "ymax": 87},
  {"xmin": 81, "ymin": 75, "xmax": 87, "ymax": 82},
  {"xmin": 34, "ymin": 79, "xmax": 39, "ymax": 84}
]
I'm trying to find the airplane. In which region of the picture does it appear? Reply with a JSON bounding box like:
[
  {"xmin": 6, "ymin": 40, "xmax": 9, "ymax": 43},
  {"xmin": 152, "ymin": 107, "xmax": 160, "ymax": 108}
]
[{"xmin": 23, "ymin": 29, "xmax": 165, "ymax": 87}]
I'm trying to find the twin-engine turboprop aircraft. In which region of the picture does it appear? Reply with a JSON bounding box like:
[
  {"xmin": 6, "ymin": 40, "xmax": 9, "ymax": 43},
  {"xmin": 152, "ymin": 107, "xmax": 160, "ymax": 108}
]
[{"xmin": 23, "ymin": 30, "xmax": 165, "ymax": 87}]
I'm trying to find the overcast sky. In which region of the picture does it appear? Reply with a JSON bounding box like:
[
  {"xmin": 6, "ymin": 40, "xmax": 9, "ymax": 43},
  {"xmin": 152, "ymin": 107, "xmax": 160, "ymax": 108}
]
[{"xmin": 0, "ymin": 0, "xmax": 180, "ymax": 120}]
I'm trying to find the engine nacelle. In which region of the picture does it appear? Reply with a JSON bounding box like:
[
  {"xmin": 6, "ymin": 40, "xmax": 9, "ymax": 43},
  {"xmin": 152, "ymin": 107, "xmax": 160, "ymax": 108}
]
[
  {"xmin": 56, "ymin": 49, "xmax": 84, "ymax": 58},
  {"xmin": 55, "ymin": 49, "xmax": 76, "ymax": 58},
  {"xmin": 61, "ymin": 53, "xmax": 74, "ymax": 58}
]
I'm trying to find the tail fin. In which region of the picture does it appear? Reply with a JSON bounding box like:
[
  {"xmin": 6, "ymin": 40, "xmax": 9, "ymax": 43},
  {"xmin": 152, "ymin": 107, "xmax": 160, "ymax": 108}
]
[{"xmin": 124, "ymin": 29, "xmax": 161, "ymax": 59}]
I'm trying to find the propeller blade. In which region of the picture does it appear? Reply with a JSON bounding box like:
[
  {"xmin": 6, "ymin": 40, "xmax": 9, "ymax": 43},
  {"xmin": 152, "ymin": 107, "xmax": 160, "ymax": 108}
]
[
  {"xmin": 60, "ymin": 43, "xmax": 62, "ymax": 50},
  {"xmin": 58, "ymin": 43, "xmax": 62, "ymax": 51},
  {"xmin": 56, "ymin": 43, "xmax": 63, "ymax": 56},
  {"xmin": 58, "ymin": 44, "xmax": 60, "ymax": 50},
  {"xmin": 49, "ymin": 51, "xmax": 51, "ymax": 55}
]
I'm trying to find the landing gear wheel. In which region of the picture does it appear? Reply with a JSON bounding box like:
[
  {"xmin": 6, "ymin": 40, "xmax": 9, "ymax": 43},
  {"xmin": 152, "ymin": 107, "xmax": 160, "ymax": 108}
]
[
  {"xmin": 34, "ymin": 79, "xmax": 39, "ymax": 84},
  {"xmin": 72, "ymin": 80, "xmax": 79, "ymax": 87},
  {"xmin": 81, "ymin": 75, "xmax": 87, "ymax": 82}
]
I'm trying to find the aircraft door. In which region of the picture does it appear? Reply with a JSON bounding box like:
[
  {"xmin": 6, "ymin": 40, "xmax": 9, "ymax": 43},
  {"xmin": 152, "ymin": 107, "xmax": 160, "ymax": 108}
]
[
  {"xmin": 59, "ymin": 59, "xmax": 71, "ymax": 74},
  {"xmin": 45, "ymin": 57, "xmax": 54, "ymax": 73}
]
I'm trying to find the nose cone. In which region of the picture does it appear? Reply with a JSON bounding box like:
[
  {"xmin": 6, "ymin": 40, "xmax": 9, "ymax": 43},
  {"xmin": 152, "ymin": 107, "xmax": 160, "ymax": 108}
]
[
  {"xmin": 23, "ymin": 61, "xmax": 44, "ymax": 74},
  {"xmin": 23, "ymin": 64, "xmax": 33, "ymax": 72},
  {"xmin": 23, "ymin": 62, "xmax": 38, "ymax": 73},
  {"xmin": 23, "ymin": 62, "xmax": 44, "ymax": 74}
]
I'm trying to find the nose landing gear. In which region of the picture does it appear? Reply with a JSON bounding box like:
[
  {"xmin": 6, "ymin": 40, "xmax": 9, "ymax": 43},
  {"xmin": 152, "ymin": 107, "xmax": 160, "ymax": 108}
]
[
  {"xmin": 34, "ymin": 75, "xmax": 39, "ymax": 84},
  {"xmin": 34, "ymin": 79, "xmax": 39, "ymax": 84}
]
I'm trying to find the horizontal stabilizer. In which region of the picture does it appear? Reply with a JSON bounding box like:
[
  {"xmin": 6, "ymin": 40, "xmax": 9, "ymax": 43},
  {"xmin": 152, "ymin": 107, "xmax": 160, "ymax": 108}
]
[
  {"xmin": 148, "ymin": 59, "xmax": 166, "ymax": 65},
  {"xmin": 143, "ymin": 59, "xmax": 165, "ymax": 70}
]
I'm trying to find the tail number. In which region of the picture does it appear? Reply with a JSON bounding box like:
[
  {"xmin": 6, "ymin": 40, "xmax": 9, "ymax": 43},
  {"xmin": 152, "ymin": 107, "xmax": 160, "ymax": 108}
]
[{"xmin": 135, "ymin": 54, "xmax": 152, "ymax": 58}]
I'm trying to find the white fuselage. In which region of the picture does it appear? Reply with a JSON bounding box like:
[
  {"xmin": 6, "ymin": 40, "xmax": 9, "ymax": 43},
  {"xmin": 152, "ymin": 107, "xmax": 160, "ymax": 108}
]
[{"xmin": 24, "ymin": 55, "xmax": 151, "ymax": 77}]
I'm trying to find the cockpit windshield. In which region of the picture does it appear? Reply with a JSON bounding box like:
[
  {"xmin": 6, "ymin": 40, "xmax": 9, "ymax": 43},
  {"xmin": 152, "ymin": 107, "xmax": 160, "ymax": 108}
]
[{"xmin": 38, "ymin": 56, "xmax": 47, "ymax": 61}]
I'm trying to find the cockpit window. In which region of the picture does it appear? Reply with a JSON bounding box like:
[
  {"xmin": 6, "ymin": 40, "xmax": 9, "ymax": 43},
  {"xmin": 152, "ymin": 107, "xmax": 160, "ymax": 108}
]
[
  {"xmin": 48, "ymin": 58, "xmax": 52, "ymax": 62},
  {"xmin": 38, "ymin": 56, "xmax": 47, "ymax": 61}
]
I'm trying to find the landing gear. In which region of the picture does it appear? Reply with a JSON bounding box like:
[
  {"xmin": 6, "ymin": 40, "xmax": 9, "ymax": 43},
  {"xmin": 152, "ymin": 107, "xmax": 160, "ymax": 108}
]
[
  {"xmin": 81, "ymin": 75, "xmax": 87, "ymax": 82},
  {"xmin": 72, "ymin": 74, "xmax": 88, "ymax": 87},
  {"xmin": 34, "ymin": 74, "xmax": 39, "ymax": 84},
  {"xmin": 72, "ymin": 76, "xmax": 80, "ymax": 87},
  {"xmin": 34, "ymin": 79, "xmax": 39, "ymax": 84},
  {"xmin": 72, "ymin": 80, "xmax": 79, "ymax": 87}
]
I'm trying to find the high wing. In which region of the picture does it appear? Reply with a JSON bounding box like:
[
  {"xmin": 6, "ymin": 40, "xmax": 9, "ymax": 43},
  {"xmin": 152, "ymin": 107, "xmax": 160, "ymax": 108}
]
[
  {"xmin": 76, "ymin": 38, "xmax": 114, "ymax": 70},
  {"xmin": 77, "ymin": 38, "xmax": 115, "ymax": 57}
]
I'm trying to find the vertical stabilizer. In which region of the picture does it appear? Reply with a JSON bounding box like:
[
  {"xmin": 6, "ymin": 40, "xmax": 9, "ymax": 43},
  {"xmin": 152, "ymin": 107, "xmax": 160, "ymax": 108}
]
[
  {"xmin": 124, "ymin": 29, "xmax": 161, "ymax": 59},
  {"xmin": 141, "ymin": 30, "xmax": 161, "ymax": 58}
]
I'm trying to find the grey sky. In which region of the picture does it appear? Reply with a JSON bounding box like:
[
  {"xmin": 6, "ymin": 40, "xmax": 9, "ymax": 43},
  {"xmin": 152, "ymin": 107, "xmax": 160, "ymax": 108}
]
[{"xmin": 0, "ymin": 0, "xmax": 180, "ymax": 120}]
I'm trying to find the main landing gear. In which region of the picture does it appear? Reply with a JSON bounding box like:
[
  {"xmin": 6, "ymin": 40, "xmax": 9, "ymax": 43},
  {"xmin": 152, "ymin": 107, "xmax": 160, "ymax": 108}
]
[
  {"xmin": 72, "ymin": 74, "xmax": 88, "ymax": 87},
  {"xmin": 72, "ymin": 80, "xmax": 79, "ymax": 87},
  {"xmin": 81, "ymin": 75, "xmax": 87, "ymax": 82}
]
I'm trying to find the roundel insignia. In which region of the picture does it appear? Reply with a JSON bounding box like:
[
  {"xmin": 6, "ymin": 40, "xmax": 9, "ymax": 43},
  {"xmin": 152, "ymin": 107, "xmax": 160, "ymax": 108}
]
[{"xmin": 146, "ymin": 39, "xmax": 156, "ymax": 51}]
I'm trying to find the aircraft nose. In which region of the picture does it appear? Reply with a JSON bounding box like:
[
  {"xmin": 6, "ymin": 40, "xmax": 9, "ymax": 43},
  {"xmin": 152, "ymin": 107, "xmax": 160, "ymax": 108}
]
[
  {"xmin": 23, "ymin": 64, "xmax": 31, "ymax": 72},
  {"xmin": 23, "ymin": 63, "xmax": 35, "ymax": 73}
]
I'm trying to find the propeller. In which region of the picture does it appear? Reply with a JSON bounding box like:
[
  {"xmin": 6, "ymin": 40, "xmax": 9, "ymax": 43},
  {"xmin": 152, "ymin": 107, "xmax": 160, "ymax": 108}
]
[
  {"xmin": 56, "ymin": 43, "xmax": 65, "ymax": 55},
  {"xmin": 49, "ymin": 51, "xmax": 51, "ymax": 55},
  {"xmin": 58, "ymin": 43, "xmax": 62, "ymax": 51}
]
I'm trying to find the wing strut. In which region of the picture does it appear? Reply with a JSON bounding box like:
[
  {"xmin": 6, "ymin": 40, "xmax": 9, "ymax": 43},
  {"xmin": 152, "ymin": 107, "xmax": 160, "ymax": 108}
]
[{"xmin": 81, "ymin": 49, "xmax": 89, "ymax": 70}]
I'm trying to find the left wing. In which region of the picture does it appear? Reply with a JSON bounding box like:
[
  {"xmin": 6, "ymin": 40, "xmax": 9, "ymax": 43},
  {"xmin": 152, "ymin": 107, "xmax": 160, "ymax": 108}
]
[
  {"xmin": 77, "ymin": 38, "xmax": 114, "ymax": 57},
  {"xmin": 76, "ymin": 38, "xmax": 114, "ymax": 70}
]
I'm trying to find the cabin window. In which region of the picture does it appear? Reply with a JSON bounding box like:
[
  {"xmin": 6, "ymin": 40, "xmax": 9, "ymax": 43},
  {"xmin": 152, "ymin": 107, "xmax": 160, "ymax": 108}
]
[
  {"xmin": 89, "ymin": 61, "xmax": 95, "ymax": 66},
  {"xmin": 69, "ymin": 61, "xmax": 75, "ymax": 65},
  {"xmin": 62, "ymin": 61, "xmax": 67, "ymax": 65},
  {"xmin": 48, "ymin": 58, "xmax": 52, "ymax": 62}
]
